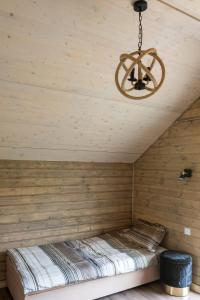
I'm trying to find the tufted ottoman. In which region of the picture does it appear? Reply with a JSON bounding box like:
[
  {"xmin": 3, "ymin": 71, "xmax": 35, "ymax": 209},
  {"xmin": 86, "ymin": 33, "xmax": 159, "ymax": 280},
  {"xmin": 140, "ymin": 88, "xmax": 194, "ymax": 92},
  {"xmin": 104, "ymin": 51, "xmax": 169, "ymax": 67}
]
[{"xmin": 160, "ymin": 250, "xmax": 192, "ymax": 297}]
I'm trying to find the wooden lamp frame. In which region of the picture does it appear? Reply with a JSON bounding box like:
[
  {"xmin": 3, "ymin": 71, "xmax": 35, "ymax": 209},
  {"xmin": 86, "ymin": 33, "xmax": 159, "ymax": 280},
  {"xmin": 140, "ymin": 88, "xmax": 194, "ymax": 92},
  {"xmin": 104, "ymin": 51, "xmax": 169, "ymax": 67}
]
[{"xmin": 115, "ymin": 48, "xmax": 165, "ymax": 100}]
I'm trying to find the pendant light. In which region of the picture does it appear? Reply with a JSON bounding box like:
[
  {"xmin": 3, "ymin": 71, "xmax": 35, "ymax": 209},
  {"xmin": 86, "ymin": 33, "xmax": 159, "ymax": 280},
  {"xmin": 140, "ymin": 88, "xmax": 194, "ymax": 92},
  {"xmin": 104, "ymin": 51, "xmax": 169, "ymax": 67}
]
[{"xmin": 115, "ymin": 0, "xmax": 165, "ymax": 100}]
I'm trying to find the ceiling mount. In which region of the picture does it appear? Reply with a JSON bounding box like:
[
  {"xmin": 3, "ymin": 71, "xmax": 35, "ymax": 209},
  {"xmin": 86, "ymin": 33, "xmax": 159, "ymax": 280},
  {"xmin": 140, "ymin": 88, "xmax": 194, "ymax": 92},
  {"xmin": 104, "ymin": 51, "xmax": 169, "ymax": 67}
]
[{"xmin": 133, "ymin": 0, "xmax": 147, "ymax": 12}]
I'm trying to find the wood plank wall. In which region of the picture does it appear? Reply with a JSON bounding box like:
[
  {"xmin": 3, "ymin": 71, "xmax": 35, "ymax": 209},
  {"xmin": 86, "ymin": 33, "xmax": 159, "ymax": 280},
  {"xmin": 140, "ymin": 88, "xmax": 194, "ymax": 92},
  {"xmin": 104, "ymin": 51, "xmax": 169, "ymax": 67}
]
[
  {"xmin": 0, "ymin": 160, "xmax": 133, "ymax": 287},
  {"xmin": 134, "ymin": 97, "xmax": 200, "ymax": 286}
]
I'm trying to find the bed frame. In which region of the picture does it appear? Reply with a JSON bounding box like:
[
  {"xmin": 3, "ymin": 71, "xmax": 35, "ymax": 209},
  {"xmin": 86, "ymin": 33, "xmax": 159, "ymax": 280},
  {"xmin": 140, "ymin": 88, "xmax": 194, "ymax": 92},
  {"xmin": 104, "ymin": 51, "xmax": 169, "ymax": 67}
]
[{"xmin": 7, "ymin": 256, "xmax": 160, "ymax": 300}]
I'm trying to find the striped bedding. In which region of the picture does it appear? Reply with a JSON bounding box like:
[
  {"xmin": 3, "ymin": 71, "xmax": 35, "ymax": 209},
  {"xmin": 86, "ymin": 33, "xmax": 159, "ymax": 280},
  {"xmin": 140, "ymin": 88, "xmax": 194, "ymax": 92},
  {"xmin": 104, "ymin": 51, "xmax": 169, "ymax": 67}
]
[{"xmin": 7, "ymin": 230, "xmax": 164, "ymax": 295}]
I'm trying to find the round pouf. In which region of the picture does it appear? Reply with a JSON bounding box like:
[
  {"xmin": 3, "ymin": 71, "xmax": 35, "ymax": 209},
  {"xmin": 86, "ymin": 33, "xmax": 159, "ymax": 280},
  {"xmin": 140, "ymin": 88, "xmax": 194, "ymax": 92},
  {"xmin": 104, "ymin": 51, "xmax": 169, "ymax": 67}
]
[{"xmin": 160, "ymin": 250, "xmax": 192, "ymax": 297}]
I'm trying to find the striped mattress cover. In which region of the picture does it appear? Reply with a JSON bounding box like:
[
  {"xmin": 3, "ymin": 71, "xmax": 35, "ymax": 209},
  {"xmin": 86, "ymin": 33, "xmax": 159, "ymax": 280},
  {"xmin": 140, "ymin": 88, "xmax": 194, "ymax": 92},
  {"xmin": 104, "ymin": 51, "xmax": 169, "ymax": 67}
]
[{"xmin": 7, "ymin": 229, "xmax": 164, "ymax": 295}]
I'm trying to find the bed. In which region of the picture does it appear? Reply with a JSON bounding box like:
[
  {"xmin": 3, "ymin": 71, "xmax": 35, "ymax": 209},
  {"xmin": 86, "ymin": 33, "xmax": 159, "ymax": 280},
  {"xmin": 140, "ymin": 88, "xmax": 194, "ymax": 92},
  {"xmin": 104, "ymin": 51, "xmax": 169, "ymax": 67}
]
[{"xmin": 6, "ymin": 220, "xmax": 166, "ymax": 300}]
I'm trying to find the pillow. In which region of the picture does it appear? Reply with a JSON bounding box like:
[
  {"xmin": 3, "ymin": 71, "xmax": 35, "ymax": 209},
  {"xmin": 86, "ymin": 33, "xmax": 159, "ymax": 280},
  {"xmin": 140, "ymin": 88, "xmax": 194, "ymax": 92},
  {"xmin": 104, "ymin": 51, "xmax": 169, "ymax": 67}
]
[{"xmin": 119, "ymin": 219, "xmax": 166, "ymax": 252}]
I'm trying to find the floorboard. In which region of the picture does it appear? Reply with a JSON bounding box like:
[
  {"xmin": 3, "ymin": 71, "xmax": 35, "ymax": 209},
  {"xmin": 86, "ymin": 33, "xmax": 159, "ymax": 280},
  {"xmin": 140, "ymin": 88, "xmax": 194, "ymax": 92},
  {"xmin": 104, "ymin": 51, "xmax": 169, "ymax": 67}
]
[
  {"xmin": 0, "ymin": 282, "xmax": 199, "ymax": 300},
  {"xmin": 100, "ymin": 282, "xmax": 199, "ymax": 300}
]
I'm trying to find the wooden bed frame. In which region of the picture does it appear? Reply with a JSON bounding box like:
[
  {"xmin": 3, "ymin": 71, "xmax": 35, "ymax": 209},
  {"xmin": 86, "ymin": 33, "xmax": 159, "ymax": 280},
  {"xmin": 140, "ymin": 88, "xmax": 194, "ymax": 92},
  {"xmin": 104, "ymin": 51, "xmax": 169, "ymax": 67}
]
[{"xmin": 7, "ymin": 256, "xmax": 160, "ymax": 300}]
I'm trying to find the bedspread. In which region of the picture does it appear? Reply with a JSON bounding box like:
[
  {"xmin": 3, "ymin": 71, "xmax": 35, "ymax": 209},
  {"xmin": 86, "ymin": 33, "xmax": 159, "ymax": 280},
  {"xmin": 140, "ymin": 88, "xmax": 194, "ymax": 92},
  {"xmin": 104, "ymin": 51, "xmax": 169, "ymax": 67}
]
[{"xmin": 7, "ymin": 230, "xmax": 164, "ymax": 295}]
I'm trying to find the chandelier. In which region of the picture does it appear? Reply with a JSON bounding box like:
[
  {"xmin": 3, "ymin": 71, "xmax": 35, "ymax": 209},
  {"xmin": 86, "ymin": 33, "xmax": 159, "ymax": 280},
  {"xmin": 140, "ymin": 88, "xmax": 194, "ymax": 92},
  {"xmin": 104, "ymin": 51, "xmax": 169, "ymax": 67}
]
[{"xmin": 115, "ymin": 0, "xmax": 165, "ymax": 100}]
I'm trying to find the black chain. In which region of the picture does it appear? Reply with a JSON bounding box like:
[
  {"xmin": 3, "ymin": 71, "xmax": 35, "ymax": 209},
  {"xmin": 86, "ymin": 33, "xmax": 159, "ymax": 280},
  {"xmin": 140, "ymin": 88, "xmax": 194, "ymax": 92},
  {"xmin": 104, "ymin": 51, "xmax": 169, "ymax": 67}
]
[{"xmin": 138, "ymin": 11, "xmax": 143, "ymax": 53}]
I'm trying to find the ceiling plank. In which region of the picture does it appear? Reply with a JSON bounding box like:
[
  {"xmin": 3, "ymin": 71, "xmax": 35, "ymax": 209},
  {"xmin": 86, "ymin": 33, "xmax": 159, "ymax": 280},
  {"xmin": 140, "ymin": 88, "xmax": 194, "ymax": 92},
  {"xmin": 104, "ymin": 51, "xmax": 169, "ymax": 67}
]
[{"xmin": 156, "ymin": 0, "xmax": 200, "ymax": 22}]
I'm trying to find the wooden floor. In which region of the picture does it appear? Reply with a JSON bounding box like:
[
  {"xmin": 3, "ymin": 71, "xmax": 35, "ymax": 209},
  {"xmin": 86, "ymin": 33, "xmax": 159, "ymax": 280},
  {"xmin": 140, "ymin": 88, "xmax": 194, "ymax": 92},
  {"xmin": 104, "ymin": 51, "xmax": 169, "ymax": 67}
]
[{"xmin": 0, "ymin": 282, "xmax": 199, "ymax": 300}]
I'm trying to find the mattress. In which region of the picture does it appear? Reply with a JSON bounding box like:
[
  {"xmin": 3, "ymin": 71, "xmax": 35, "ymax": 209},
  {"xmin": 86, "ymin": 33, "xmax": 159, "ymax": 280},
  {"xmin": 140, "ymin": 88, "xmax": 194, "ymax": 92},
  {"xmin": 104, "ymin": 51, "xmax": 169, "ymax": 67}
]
[{"xmin": 7, "ymin": 229, "xmax": 164, "ymax": 296}]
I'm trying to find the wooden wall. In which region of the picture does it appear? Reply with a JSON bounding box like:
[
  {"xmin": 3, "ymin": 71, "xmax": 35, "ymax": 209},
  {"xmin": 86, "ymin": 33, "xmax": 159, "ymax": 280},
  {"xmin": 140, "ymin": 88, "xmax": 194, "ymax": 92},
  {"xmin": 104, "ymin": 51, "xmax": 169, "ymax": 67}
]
[
  {"xmin": 0, "ymin": 160, "xmax": 133, "ymax": 287},
  {"xmin": 134, "ymin": 97, "xmax": 200, "ymax": 286}
]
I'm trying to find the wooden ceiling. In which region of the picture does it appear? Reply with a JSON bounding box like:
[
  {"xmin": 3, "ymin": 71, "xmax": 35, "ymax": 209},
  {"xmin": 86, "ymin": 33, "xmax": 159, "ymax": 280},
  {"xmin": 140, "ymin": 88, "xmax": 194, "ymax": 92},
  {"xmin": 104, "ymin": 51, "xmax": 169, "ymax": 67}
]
[
  {"xmin": 160, "ymin": 0, "xmax": 200, "ymax": 21},
  {"xmin": 0, "ymin": 0, "xmax": 200, "ymax": 162}
]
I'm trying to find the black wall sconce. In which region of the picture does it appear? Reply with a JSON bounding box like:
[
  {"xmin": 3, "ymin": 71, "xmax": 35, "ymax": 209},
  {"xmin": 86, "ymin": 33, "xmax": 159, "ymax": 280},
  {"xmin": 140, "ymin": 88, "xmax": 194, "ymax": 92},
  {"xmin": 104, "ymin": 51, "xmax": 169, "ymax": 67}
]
[{"xmin": 178, "ymin": 169, "xmax": 193, "ymax": 181}]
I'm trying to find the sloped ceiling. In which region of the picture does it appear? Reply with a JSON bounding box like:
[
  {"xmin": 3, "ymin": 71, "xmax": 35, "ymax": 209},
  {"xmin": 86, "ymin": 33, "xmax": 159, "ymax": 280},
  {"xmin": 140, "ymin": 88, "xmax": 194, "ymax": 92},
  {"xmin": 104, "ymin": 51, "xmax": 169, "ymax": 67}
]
[
  {"xmin": 161, "ymin": 0, "xmax": 200, "ymax": 20},
  {"xmin": 0, "ymin": 0, "xmax": 200, "ymax": 162}
]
